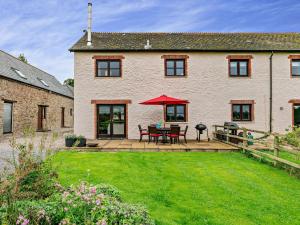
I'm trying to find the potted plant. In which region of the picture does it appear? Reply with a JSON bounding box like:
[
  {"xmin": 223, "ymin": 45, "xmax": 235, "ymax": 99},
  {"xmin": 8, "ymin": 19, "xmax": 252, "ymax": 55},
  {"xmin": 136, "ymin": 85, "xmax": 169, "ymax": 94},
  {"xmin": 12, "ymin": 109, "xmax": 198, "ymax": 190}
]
[
  {"xmin": 77, "ymin": 135, "xmax": 87, "ymax": 147},
  {"xmin": 65, "ymin": 134, "xmax": 77, "ymax": 147}
]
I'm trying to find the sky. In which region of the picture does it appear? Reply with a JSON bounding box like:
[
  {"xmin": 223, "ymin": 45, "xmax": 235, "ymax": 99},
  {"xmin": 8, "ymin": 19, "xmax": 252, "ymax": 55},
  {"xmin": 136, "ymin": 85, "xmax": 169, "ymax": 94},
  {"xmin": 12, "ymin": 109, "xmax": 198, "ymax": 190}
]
[{"xmin": 0, "ymin": 0, "xmax": 300, "ymax": 83}]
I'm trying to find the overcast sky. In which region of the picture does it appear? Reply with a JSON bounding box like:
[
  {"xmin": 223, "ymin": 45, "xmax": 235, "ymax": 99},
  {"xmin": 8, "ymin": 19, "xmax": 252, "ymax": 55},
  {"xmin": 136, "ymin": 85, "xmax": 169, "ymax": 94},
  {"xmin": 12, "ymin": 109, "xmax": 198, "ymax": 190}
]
[{"xmin": 0, "ymin": 0, "xmax": 300, "ymax": 82}]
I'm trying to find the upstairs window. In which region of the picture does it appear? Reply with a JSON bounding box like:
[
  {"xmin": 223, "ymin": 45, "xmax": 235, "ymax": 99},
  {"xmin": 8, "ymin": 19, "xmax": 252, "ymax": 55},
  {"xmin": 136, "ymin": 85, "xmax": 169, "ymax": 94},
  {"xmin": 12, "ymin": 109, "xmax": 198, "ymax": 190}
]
[
  {"xmin": 229, "ymin": 60, "xmax": 249, "ymax": 77},
  {"xmin": 166, "ymin": 105, "xmax": 187, "ymax": 122},
  {"xmin": 227, "ymin": 55, "xmax": 252, "ymax": 77},
  {"xmin": 166, "ymin": 59, "xmax": 185, "ymax": 76},
  {"xmin": 291, "ymin": 59, "xmax": 300, "ymax": 77},
  {"xmin": 96, "ymin": 60, "xmax": 121, "ymax": 77}
]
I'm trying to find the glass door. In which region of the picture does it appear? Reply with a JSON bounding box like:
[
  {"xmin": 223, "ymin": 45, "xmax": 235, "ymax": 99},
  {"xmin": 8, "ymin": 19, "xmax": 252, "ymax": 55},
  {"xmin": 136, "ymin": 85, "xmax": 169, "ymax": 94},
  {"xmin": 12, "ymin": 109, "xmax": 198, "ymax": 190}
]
[
  {"xmin": 97, "ymin": 105, "xmax": 126, "ymax": 138},
  {"xmin": 294, "ymin": 104, "xmax": 300, "ymax": 127},
  {"xmin": 3, "ymin": 102, "xmax": 13, "ymax": 133}
]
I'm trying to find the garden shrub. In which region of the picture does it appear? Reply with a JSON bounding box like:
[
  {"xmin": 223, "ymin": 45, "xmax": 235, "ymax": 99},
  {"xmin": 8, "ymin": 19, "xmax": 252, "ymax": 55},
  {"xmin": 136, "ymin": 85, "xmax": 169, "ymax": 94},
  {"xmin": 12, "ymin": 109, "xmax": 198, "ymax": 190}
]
[{"xmin": 0, "ymin": 130, "xmax": 154, "ymax": 224}]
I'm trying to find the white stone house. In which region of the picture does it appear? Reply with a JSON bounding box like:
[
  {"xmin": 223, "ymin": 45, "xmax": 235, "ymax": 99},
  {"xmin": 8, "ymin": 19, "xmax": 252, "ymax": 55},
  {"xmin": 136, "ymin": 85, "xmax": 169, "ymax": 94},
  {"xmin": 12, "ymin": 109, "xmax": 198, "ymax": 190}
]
[
  {"xmin": 70, "ymin": 5, "xmax": 300, "ymax": 140},
  {"xmin": 70, "ymin": 31, "xmax": 300, "ymax": 140}
]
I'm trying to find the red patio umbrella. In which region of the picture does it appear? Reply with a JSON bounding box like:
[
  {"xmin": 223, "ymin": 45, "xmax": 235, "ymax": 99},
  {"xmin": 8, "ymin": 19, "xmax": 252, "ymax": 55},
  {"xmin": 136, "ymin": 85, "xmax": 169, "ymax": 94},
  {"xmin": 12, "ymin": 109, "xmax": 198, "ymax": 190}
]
[
  {"xmin": 139, "ymin": 95, "xmax": 189, "ymax": 127},
  {"xmin": 139, "ymin": 94, "xmax": 189, "ymax": 105}
]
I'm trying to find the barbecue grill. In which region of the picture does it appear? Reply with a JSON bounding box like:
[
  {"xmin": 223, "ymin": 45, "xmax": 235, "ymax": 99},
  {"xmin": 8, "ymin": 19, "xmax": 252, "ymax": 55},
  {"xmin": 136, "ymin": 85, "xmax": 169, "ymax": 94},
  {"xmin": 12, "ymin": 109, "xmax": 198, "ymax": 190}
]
[
  {"xmin": 224, "ymin": 122, "xmax": 239, "ymax": 135},
  {"xmin": 195, "ymin": 123, "xmax": 209, "ymax": 142}
]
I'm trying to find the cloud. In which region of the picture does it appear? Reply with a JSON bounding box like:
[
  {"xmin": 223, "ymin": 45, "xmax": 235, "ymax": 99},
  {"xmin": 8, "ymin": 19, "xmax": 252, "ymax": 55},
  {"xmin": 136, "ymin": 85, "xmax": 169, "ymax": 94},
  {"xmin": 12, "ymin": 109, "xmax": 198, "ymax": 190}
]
[{"xmin": 0, "ymin": 0, "xmax": 299, "ymax": 82}]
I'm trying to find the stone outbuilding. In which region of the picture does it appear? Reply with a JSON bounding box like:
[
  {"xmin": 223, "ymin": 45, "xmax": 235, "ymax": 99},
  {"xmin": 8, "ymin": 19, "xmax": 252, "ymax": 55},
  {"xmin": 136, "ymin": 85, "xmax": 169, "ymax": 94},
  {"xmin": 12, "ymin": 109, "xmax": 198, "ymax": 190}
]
[{"xmin": 0, "ymin": 50, "xmax": 74, "ymax": 138}]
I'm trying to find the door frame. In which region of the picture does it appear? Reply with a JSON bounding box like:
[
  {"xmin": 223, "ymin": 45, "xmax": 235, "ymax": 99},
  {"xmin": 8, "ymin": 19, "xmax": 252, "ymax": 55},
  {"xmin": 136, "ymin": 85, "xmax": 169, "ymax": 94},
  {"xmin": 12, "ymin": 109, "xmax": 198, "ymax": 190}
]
[
  {"xmin": 37, "ymin": 105, "xmax": 48, "ymax": 131},
  {"xmin": 61, "ymin": 107, "xmax": 65, "ymax": 128},
  {"xmin": 96, "ymin": 104, "xmax": 127, "ymax": 139},
  {"xmin": 92, "ymin": 99, "xmax": 131, "ymax": 139}
]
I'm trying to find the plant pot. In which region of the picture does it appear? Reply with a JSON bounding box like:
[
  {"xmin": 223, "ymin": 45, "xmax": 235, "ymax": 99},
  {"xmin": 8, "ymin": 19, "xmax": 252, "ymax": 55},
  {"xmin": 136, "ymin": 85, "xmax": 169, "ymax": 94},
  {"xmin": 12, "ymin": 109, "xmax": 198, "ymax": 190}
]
[
  {"xmin": 77, "ymin": 138, "xmax": 87, "ymax": 147},
  {"xmin": 65, "ymin": 138, "xmax": 76, "ymax": 147}
]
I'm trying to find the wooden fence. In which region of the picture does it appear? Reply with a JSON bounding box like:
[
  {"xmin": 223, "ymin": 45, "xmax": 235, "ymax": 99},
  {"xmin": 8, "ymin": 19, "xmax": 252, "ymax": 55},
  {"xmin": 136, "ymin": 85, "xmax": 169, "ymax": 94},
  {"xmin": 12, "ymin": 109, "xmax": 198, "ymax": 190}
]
[{"xmin": 212, "ymin": 125, "xmax": 300, "ymax": 174}]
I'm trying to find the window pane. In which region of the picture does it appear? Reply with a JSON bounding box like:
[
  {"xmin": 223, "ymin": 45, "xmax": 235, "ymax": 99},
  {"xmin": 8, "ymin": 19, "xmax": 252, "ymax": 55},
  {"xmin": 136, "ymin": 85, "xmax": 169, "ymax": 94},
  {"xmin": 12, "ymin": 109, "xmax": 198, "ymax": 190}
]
[
  {"xmin": 176, "ymin": 113, "xmax": 185, "ymax": 121},
  {"xmin": 98, "ymin": 61, "xmax": 108, "ymax": 69},
  {"xmin": 232, "ymin": 105, "xmax": 241, "ymax": 120},
  {"xmin": 110, "ymin": 61, "xmax": 120, "ymax": 69},
  {"xmin": 176, "ymin": 105, "xmax": 184, "ymax": 114},
  {"xmin": 166, "ymin": 60, "xmax": 175, "ymax": 68},
  {"xmin": 99, "ymin": 69, "xmax": 108, "ymax": 76},
  {"xmin": 166, "ymin": 106, "xmax": 175, "ymax": 122},
  {"xmin": 230, "ymin": 61, "xmax": 238, "ymax": 76},
  {"xmin": 239, "ymin": 61, "xmax": 248, "ymax": 76},
  {"xmin": 167, "ymin": 69, "xmax": 174, "ymax": 76},
  {"xmin": 176, "ymin": 68, "xmax": 184, "ymax": 76},
  {"xmin": 176, "ymin": 60, "xmax": 184, "ymax": 68},
  {"xmin": 110, "ymin": 69, "xmax": 120, "ymax": 77},
  {"xmin": 292, "ymin": 61, "xmax": 300, "ymax": 76},
  {"xmin": 242, "ymin": 105, "xmax": 250, "ymax": 120}
]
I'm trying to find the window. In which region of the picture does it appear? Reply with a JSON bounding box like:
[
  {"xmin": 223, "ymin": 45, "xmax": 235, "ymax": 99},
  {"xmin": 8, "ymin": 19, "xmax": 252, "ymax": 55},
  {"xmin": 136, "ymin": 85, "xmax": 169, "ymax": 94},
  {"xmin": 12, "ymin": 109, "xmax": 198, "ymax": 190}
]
[
  {"xmin": 70, "ymin": 108, "xmax": 73, "ymax": 116},
  {"xmin": 96, "ymin": 60, "xmax": 121, "ymax": 77},
  {"xmin": 38, "ymin": 78, "xmax": 49, "ymax": 87},
  {"xmin": 232, "ymin": 104, "xmax": 252, "ymax": 121},
  {"xmin": 165, "ymin": 59, "xmax": 185, "ymax": 76},
  {"xmin": 229, "ymin": 60, "xmax": 249, "ymax": 77},
  {"xmin": 166, "ymin": 105, "xmax": 186, "ymax": 122},
  {"xmin": 12, "ymin": 68, "xmax": 26, "ymax": 79},
  {"xmin": 291, "ymin": 59, "xmax": 300, "ymax": 77}
]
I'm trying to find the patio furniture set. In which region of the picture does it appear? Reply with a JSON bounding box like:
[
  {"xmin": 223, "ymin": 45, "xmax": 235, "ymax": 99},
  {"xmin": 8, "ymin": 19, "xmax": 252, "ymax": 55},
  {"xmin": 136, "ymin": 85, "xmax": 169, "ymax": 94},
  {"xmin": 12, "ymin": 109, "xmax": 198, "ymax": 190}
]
[{"xmin": 138, "ymin": 124, "xmax": 188, "ymax": 144}]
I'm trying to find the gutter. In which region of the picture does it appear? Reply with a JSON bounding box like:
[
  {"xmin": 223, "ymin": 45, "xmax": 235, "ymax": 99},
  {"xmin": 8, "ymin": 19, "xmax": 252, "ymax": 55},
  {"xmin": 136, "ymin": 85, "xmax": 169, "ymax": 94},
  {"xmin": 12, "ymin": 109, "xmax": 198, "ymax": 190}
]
[{"xmin": 269, "ymin": 51, "xmax": 274, "ymax": 133}]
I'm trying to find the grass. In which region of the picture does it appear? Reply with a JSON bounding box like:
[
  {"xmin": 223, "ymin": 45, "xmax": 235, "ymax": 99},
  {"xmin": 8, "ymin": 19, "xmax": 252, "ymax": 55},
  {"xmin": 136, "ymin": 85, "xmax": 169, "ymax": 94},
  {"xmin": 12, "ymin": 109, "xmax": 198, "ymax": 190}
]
[{"xmin": 53, "ymin": 152, "xmax": 300, "ymax": 225}]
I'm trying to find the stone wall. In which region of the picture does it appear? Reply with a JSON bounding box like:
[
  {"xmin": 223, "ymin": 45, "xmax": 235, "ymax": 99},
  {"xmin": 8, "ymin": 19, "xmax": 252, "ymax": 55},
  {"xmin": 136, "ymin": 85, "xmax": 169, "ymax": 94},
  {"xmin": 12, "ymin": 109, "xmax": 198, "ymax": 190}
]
[{"xmin": 0, "ymin": 78, "xmax": 73, "ymax": 138}]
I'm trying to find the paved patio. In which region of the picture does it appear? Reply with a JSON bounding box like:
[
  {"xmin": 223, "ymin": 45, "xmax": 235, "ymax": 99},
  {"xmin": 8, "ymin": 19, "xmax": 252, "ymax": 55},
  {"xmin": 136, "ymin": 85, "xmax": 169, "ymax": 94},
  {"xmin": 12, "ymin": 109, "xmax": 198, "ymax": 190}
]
[{"xmin": 69, "ymin": 139, "xmax": 239, "ymax": 152}]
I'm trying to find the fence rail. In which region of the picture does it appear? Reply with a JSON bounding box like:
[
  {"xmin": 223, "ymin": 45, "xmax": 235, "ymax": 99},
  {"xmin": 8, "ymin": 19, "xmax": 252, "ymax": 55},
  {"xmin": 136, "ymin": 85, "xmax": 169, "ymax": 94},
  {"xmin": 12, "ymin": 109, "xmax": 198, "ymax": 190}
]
[{"xmin": 212, "ymin": 125, "xmax": 300, "ymax": 173}]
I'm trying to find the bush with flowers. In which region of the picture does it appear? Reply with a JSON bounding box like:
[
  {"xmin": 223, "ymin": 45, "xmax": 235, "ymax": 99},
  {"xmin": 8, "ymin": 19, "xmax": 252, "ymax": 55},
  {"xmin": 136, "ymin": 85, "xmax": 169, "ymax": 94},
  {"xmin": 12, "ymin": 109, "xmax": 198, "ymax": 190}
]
[{"xmin": 0, "ymin": 129, "xmax": 154, "ymax": 225}]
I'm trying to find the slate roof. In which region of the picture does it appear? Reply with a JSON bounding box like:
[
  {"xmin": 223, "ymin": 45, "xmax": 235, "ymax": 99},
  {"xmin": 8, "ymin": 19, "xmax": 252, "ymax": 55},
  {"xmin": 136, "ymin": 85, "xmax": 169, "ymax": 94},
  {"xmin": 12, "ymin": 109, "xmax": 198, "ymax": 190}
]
[
  {"xmin": 0, "ymin": 50, "xmax": 73, "ymax": 99},
  {"xmin": 70, "ymin": 32, "xmax": 300, "ymax": 52}
]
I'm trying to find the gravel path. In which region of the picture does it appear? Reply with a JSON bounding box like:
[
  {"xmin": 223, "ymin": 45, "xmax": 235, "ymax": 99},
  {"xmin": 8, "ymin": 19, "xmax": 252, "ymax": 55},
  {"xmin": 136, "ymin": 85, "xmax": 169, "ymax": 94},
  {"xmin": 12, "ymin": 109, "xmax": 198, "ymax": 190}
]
[{"xmin": 0, "ymin": 131, "xmax": 70, "ymax": 172}]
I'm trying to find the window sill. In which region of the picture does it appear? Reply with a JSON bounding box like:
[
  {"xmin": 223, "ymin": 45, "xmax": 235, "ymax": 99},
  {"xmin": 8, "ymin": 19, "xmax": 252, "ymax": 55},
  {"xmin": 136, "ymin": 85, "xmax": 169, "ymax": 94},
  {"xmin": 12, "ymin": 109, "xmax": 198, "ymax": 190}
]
[
  {"xmin": 164, "ymin": 76, "xmax": 187, "ymax": 78},
  {"xmin": 94, "ymin": 76, "xmax": 122, "ymax": 79},
  {"xmin": 165, "ymin": 122, "xmax": 188, "ymax": 124},
  {"xmin": 229, "ymin": 76, "xmax": 251, "ymax": 78},
  {"xmin": 291, "ymin": 75, "xmax": 300, "ymax": 78}
]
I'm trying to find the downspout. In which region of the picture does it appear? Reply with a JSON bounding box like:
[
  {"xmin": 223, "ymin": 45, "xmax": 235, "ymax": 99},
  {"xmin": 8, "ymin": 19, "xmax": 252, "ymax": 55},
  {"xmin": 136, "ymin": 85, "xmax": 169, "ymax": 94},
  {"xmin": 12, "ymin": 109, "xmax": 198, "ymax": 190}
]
[{"xmin": 269, "ymin": 51, "xmax": 274, "ymax": 133}]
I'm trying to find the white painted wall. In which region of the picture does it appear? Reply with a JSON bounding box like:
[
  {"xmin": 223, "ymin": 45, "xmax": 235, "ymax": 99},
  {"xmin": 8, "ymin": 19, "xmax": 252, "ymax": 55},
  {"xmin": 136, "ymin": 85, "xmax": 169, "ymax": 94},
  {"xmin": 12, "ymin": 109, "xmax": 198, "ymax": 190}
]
[{"xmin": 74, "ymin": 52, "xmax": 300, "ymax": 139}]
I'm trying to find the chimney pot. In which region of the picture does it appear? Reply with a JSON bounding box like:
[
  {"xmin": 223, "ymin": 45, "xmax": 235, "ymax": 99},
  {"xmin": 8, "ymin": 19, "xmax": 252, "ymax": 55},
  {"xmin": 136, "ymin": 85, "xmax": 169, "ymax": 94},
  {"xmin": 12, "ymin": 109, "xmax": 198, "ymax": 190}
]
[{"xmin": 87, "ymin": 2, "xmax": 92, "ymax": 46}]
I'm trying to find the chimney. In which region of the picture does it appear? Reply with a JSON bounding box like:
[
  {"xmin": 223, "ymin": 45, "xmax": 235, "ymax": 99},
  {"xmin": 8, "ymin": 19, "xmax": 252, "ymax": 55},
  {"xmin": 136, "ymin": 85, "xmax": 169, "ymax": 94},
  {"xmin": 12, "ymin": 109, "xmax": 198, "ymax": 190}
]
[{"xmin": 87, "ymin": 2, "xmax": 92, "ymax": 46}]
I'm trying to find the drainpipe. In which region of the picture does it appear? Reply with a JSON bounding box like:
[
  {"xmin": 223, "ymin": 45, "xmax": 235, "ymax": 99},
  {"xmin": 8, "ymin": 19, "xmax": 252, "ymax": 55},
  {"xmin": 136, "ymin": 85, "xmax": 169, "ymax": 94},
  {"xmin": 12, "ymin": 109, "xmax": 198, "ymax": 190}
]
[{"xmin": 269, "ymin": 51, "xmax": 274, "ymax": 133}]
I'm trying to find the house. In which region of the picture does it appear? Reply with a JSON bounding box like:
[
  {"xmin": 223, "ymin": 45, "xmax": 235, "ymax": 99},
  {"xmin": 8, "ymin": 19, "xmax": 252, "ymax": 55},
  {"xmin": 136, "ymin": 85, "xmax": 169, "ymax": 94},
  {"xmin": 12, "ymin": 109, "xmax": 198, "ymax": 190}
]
[
  {"xmin": 70, "ymin": 4, "xmax": 300, "ymax": 140},
  {"xmin": 0, "ymin": 50, "xmax": 74, "ymax": 138}
]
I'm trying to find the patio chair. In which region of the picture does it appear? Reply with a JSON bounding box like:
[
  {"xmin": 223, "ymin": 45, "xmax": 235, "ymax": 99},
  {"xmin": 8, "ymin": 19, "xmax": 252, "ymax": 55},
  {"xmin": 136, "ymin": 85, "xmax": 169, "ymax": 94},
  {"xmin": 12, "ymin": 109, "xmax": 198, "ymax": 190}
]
[
  {"xmin": 138, "ymin": 124, "xmax": 149, "ymax": 142},
  {"xmin": 179, "ymin": 125, "xmax": 188, "ymax": 143},
  {"xmin": 167, "ymin": 126, "xmax": 180, "ymax": 144},
  {"xmin": 148, "ymin": 126, "xmax": 162, "ymax": 144}
]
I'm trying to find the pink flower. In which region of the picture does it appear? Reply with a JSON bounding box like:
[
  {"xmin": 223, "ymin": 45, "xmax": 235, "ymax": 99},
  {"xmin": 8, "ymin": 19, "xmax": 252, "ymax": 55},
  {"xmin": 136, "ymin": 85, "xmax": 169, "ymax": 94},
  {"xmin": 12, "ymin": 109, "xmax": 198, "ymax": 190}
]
[{"xmin": 90, "ymin": 186, "xmax": 97, "ymax": 194}]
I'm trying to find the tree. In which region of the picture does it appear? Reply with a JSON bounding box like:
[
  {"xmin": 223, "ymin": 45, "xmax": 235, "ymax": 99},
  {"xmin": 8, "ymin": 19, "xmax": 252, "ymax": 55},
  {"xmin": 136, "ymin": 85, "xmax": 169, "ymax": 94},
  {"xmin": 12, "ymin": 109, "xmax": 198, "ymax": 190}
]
[
  {"xmin": 18, "ymin": 53, "xmax": 28, "ymax": 63},
  {"xmin": 63, "ymin": 78, "xmax": 74, "ymax": 87}
]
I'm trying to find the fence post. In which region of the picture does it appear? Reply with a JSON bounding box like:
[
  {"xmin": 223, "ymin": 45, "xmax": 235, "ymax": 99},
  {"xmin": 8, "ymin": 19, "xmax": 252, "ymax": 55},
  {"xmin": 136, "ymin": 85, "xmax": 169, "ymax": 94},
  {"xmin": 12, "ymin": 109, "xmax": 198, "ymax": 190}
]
[
  {"xmin": 273, "ymin": 135, "xmax": 279, "ymax": 166},
  {"xmin": 242, "ymin": 128, "xmax": 247, "ymax": 153},
  {"xmin": 226, "ymin": 126, "xmax": 229, "ymax": 143}
]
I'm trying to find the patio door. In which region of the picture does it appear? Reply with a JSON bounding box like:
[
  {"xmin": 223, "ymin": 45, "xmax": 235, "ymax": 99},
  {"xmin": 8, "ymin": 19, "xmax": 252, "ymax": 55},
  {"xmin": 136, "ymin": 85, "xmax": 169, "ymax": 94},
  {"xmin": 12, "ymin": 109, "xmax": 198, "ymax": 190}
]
[
  {"xmin": 97, "ymin": 104, "xmax": 126, "ymax": 138},
  {"xmin": 293, "ymin": 104, "xmax": 300, "ymax": 127}
]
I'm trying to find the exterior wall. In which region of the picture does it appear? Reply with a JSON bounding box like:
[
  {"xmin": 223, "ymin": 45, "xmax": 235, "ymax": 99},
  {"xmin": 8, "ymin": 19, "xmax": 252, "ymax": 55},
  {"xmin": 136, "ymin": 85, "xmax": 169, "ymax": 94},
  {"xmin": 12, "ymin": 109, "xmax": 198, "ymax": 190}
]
[
  {"xmin": 0, "ymin": 78, "xmax": 74, "ymax": 137},
  {"xmin": 74, "ymin": 51, "xmax": 300, "ymax": 139}
]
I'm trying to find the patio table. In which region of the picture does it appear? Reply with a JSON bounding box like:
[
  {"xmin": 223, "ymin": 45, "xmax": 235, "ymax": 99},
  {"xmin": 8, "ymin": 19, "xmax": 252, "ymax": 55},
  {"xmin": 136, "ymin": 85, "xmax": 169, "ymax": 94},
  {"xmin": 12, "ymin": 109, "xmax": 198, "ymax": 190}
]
[{"xmin": 157, "ymin": 127, "xmax": 170, "ymax": 143}]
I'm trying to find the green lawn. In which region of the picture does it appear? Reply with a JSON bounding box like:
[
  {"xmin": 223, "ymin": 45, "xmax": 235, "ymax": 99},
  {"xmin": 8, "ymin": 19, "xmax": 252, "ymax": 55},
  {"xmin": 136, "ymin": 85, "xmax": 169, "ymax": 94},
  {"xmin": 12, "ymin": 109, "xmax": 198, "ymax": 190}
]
[{"xmin": 53, "ymin": 152, "xmax": 300, "ymax": 225}]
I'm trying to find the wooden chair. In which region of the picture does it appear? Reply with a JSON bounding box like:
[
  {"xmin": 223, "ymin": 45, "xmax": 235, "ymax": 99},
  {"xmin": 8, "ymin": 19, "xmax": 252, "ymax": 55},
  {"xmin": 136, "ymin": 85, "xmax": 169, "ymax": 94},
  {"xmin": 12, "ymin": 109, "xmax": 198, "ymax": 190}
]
[
  {"xmin": 148, "ymin": 126, "xmax": 162, "ymax": 144},
  {"xmin": 179, "ymin": 125, "xmax": 188, "ymax": 143},
  {"xmin": 138, "ymin": 125, "xmax": 149, "ymax": 142},
  {"xmin": 167, "ymin": 126, "xmax": 180, "ymax": 144}
]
